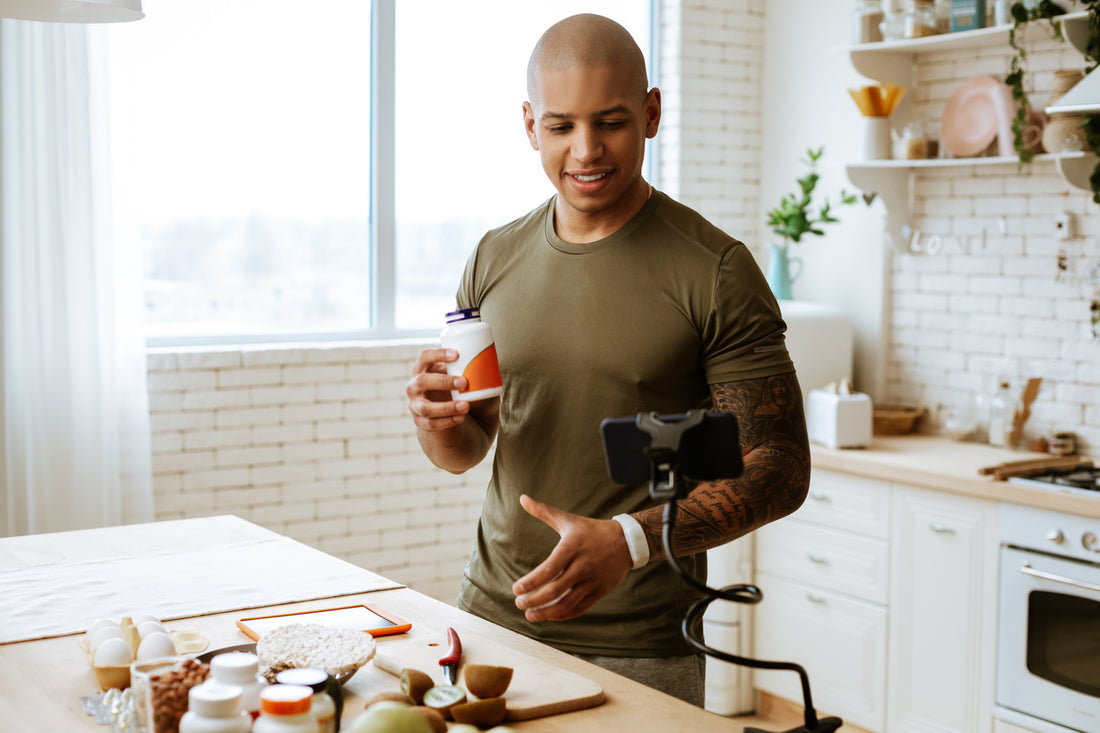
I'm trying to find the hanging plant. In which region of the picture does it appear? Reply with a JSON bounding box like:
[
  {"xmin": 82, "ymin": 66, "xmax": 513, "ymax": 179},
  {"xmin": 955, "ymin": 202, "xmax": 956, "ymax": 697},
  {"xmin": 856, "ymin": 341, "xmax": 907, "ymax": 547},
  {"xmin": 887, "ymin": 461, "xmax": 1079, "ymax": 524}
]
[{"xmin": 1005, "ymin": 1, "xmax": 1067, "ymax": 166}]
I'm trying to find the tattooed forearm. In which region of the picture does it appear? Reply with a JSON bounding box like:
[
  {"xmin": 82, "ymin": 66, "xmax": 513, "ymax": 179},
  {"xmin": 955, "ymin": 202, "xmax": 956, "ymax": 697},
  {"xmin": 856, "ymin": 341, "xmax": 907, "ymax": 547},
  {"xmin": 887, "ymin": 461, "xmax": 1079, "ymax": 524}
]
[{"xmin": 635, "ymin": 373, "xmax": 811, "ymax": 560}]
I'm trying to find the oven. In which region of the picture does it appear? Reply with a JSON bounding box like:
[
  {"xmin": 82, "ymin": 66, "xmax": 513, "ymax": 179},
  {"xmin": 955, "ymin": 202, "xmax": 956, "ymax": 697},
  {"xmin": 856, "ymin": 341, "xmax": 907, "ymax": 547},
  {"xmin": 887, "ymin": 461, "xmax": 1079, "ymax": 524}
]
[{"xmin": 997, "ymin": 500, "xmax": 1100, "ymax": 733}]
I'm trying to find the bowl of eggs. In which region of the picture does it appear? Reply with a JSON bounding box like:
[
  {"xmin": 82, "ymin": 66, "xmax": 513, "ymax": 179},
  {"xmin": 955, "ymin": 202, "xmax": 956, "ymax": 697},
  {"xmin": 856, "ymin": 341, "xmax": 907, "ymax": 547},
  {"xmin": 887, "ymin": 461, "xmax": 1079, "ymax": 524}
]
[{"xmin": 79, "ymin": 615, "xmax": 208, "ymax": 690}]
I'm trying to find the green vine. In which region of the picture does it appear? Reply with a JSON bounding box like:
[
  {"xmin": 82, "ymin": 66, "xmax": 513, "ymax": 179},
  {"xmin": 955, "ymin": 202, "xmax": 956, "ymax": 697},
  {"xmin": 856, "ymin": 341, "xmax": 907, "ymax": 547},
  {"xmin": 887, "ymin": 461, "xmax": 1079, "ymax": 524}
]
[
  {"xmin": 1006, "ymin": 1, "xmax": 1066, "ymax": 166},
  {"xmin": 1006, "ymin": 1, "xmax": 1100, "ymax": 203}
]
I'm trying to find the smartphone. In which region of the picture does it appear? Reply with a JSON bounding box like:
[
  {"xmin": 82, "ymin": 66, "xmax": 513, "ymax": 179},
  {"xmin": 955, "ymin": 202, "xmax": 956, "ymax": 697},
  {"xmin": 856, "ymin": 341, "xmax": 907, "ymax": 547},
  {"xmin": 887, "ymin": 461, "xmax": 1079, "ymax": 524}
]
[
  {"xmin": 236, "ymin": 603, "xmax": 412, "ymax": 641},
  {"xmin": 600, "ymin": 410, "xmax": 742, "ymax": 485}
]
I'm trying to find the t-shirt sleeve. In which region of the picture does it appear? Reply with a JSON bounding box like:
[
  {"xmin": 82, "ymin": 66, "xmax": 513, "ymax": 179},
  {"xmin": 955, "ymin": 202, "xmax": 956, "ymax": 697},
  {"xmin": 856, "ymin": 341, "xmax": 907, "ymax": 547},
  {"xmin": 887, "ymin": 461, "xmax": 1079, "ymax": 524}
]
[{"xmin": 701, "ymin": 244, "xmax": 795, "ymax": 384}]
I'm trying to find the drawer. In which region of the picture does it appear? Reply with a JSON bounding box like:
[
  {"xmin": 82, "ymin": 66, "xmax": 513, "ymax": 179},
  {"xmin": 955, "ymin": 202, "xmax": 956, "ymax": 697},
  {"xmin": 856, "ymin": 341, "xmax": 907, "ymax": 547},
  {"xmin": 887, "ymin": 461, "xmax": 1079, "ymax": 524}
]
[
  {"xmin": 755, "ymin": 518, "xmax": 889, "ymax": 604},
  {"xmin": 797, "ymin": 468, "xmax": 891, "ymax": 539},
  {"xmin": 752, "ymin": 571, "xmax": 887, "ymax": 733}
]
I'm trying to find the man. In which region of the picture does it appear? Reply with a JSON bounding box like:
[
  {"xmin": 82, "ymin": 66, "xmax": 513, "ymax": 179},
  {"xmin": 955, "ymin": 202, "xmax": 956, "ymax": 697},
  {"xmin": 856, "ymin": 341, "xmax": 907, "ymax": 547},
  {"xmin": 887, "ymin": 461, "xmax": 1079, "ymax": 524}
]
[{"xmin": 406, "ymin": 13, "xmax": 809, "ymax": 706}]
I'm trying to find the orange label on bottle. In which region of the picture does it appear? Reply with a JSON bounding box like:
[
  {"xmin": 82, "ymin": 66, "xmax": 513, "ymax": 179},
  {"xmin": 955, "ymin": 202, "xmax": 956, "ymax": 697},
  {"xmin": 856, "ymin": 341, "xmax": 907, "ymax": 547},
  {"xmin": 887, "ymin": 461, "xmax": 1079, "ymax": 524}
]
[{"xmin": 461, "ymin": 344, "xmax": 502, "ymax": 393}]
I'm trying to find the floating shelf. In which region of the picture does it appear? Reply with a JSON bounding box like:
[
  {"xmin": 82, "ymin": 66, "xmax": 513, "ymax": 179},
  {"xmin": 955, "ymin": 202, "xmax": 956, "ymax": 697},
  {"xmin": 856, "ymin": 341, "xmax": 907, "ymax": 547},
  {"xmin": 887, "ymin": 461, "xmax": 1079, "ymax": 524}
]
[
  {"xmin": 846, "ymin": 152, "xmax": 1097, "ymax": 250},
  {"xmin": 847, "ymin": 10, "xmax": 1089, "ymax": 84}
]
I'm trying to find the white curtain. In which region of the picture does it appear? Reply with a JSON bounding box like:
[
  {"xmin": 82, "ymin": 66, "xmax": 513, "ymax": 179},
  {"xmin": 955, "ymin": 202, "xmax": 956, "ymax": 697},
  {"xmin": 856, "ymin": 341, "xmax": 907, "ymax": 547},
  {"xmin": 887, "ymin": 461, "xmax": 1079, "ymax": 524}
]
[{"xmin": 0, "ymin": 19, "xmax": 153, "ymax": 536}]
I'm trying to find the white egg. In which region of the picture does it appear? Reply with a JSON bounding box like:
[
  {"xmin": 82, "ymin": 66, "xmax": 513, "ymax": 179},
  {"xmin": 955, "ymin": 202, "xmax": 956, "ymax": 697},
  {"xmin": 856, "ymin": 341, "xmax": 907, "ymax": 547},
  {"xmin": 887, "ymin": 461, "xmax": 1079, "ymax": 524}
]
[
  {"xmin": 136, "ymin": 631, "xmax": 176, "ymax": 660},
  {"xmin": 137, "ymin": 620, "xmax": 166, "ymax": 639},
  {"xmin": 94, "ymin": 636, "xmax": 135, "ymax": 667},
  {"xmin": 89, "ymin": 625, "xmax": 124, "ymax": 653},
  {"xmin": 132, "ymin": 614, "xmax": 160, "ymax": 626},
  {"xmin": 84, "ymin": 619, "xmax": 118, "ymax": 643}
]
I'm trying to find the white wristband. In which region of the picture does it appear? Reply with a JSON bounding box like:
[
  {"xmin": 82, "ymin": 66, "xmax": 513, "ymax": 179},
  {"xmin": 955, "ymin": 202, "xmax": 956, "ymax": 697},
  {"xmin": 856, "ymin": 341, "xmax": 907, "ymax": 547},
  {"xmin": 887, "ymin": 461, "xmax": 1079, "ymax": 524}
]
[{"xmin": 613, "ymin": 514, "xmax": 651, "ymax": 570}]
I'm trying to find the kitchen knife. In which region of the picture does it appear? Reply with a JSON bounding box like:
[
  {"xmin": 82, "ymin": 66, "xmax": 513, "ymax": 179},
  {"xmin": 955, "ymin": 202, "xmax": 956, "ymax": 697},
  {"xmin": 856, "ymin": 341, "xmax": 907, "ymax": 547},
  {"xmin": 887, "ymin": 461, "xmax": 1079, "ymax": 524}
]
[{"xmin": 439, "ymin": 626, "xmax": 462, "ymax": 685}]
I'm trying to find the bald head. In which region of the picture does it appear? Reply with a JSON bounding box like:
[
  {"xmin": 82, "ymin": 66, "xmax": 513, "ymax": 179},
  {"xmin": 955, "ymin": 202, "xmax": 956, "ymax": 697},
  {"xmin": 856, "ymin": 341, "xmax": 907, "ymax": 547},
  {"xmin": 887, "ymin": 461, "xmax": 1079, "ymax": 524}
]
[{"xmin": 527, "ymin": 14, "xmax": 649, "ymax": 104}]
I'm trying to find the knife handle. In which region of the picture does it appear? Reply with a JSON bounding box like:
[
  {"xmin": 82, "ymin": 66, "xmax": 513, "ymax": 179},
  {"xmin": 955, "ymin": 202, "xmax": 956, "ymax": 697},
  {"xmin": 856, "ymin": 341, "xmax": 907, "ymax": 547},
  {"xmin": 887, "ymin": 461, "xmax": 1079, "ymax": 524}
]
[{"xmin": 439, "ymin": 626, "xmax": 462, "ymax": 666}]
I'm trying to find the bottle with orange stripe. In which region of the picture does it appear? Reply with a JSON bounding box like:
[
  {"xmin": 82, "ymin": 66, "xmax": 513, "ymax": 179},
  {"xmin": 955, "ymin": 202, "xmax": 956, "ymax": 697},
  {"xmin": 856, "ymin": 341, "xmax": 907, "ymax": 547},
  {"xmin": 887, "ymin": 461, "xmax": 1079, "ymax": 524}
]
[{"xmin": 442, "ymin": 307, "xmax": 503, "ymax": 402}]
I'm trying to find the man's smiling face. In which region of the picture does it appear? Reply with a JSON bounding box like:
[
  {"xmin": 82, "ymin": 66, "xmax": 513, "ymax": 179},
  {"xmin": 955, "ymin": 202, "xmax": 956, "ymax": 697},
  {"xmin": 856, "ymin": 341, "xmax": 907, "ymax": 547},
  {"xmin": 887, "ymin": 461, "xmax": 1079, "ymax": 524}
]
[{"xmin": 523, "ymin": 62, "xmax": 660, "ymax": 242}]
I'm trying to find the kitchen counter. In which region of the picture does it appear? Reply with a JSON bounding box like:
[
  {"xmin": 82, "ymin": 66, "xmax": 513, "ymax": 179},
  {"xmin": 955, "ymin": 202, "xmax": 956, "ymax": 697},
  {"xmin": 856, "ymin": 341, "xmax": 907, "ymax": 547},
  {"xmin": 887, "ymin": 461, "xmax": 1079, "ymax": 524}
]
[
  {"xmin": 0, "ymin": 517, "xmax": 742, "ymax": 732},
  {"xmin": 810, "ymin": 434, "xmax": 1099, "ymax": 518}
]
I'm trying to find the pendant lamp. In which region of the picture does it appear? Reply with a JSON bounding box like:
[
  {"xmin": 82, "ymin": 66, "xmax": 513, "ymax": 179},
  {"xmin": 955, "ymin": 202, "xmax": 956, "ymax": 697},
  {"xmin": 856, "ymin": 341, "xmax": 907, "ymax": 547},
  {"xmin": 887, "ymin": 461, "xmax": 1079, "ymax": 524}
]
[{"xmin": 0, "ymin": 0, "xmax": 143, "ymax": 22}]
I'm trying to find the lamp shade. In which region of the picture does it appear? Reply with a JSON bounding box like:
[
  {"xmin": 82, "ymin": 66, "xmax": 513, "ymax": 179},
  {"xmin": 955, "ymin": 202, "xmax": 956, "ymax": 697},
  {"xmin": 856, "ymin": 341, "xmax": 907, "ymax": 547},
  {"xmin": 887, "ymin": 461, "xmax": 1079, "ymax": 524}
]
[{"xmin": 0, "ymin": 0, "xmax": 143, "ymax": 22}]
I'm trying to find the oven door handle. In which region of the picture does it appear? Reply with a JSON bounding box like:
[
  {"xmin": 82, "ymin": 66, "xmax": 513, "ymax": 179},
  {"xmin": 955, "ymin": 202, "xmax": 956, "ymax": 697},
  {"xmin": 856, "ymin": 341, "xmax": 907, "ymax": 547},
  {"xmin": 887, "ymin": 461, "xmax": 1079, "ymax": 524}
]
[{"xmin": 1020, "ymin": 562, "xmax": 1100, "ymax": 593}]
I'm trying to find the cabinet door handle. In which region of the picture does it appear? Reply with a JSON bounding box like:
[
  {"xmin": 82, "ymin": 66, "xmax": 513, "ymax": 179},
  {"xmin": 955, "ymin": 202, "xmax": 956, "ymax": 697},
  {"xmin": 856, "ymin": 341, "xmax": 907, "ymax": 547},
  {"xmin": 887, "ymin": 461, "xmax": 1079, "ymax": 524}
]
[
  {"xmin": 929, "ymin": 523, "xmax": 956, "ymax": 534},
  {"xmin": 807, "ymin": 553, "xmax": 830, "ymax": 565},
  {"xmin": 806, "ymin": 594, "xmax": 827, "ymax": 604}
]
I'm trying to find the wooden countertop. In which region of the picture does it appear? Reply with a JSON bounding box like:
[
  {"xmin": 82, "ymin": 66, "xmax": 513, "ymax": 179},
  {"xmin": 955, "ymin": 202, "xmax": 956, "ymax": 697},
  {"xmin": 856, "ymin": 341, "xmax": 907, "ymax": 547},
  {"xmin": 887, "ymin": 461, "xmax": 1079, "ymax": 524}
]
[
  {"xmin": 810, "ymin": 434, "xmax": 1100, "ymax": 518},
  {"xmin": 0, "ymin": 519, "xmax": 742, "ymax": 732}
]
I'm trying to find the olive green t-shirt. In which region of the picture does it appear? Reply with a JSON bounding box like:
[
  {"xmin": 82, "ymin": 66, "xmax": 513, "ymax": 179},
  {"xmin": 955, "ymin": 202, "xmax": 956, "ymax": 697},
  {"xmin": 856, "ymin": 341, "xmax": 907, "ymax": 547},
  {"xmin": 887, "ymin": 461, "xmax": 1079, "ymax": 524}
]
[{"xmin": 455, "ymin": 190, "xmax": 794, "ymax": 657}]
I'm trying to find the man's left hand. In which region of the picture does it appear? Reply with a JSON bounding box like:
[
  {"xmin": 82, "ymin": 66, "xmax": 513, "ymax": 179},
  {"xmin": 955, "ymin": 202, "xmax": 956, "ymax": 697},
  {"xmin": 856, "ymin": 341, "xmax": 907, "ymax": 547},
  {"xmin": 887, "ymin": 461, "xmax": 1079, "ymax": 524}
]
[{"xmin": 512, "ymin": 494, "xmax": 633, "ymax": 622}]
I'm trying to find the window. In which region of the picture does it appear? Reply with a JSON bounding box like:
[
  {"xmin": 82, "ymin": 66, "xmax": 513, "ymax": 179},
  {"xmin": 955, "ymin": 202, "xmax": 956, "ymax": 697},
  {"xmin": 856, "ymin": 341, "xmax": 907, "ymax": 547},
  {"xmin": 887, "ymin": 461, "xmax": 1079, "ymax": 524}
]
[{"xmin": 103, "ymin": 1, "xmax": 652, "ymax": 345}]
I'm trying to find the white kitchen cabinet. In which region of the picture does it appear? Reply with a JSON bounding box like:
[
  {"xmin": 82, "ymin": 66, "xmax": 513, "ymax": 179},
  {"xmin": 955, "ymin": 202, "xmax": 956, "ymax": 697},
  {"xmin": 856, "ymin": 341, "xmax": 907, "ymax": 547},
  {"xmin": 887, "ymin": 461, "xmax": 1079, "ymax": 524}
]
[
  {"xmin": 752, "ymin": 469, "xmax": 891, "ymax": 732},
  {"xmin": 886, "ymin": 485, "xmax": 998, "ymax": 733},
  {"xmin": 844, "ymin": 10, "xmax": 1098, "ymax": 250}
]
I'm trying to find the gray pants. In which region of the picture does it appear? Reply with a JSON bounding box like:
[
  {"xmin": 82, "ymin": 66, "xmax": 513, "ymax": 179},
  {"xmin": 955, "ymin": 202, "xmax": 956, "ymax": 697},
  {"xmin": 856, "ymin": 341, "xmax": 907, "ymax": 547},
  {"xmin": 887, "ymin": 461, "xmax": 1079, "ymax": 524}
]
[{"xmin": 572, "ymin": 652, "xmax": 706, "ymax": 707}]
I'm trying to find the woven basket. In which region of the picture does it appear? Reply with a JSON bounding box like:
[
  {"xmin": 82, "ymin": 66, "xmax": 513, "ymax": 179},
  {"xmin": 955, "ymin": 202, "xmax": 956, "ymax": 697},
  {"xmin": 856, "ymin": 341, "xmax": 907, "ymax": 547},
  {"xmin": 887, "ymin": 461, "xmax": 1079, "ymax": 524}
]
[{"xmin": 872, "ymin": 405, "xmax": 924, "ymax": 435}]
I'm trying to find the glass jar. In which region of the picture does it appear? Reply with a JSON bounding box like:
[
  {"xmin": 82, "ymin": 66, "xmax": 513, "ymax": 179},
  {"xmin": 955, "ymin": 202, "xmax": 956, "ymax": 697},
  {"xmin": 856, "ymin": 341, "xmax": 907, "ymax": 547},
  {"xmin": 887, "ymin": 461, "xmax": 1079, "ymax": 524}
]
[
  {"xmin": 904, "ymin": 0, "xmax": 939, "ymax": 38},
  {"xmin": 853, "ymin": 0, "xmax": 885, "ymax": 43}
]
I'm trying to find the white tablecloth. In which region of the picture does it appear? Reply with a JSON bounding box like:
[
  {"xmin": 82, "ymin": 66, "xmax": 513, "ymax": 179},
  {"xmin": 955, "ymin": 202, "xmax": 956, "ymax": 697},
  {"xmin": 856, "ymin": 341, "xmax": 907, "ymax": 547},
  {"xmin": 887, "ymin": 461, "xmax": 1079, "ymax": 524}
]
[{"xmin": 0, "ymin": 515, "xmax": 402, "ymax": 644}]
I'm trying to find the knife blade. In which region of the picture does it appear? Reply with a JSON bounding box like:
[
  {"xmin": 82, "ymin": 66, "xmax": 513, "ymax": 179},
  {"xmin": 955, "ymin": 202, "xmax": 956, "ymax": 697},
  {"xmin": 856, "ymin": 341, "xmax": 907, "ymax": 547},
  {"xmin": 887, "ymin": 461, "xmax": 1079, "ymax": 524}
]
[{"xmin": 439, "ymin": 626, "xmax": 462, "ymax": 685}]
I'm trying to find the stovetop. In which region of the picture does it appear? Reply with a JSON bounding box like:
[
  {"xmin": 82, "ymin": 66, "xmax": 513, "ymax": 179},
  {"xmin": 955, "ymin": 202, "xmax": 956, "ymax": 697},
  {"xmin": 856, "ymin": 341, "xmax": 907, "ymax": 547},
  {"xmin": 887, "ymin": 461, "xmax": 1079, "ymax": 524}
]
[{"xmin": 1007, "ymin": 463, "xmax": 1100, "ymax": 493}]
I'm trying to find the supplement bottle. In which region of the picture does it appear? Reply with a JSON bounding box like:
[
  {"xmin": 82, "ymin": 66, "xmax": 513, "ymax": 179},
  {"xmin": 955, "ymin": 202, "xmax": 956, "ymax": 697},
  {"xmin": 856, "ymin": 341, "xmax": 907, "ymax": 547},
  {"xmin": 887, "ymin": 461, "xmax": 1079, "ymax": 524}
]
[
  {"xmin": 276, "ymin": 668, "xmax": 339, "ymax": 733},
  {"xmin": 210, "ymin": 651, "xmax": 265, "ymax": 720},
  {"xmin": 253, "ymin": 684, "xmax": 318, "ymax": 733},
  {"xmin": 179, "ymin": 681, "xmax": 251, "ymax": 733},
  {"xmin": 988, "ymin": 380, "xmax": 1015, "ymax": 448},
  {"xmin": 441, "ymin": 307, "xmax": 503, "ymax": 401}
]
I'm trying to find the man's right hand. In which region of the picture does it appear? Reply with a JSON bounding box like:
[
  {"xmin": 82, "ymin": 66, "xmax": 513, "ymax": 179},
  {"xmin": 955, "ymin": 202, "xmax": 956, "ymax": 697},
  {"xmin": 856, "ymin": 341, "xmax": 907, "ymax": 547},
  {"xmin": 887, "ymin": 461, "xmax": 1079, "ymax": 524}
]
[
  {"xmin": 407, "ymin": 347, "xmax": 500, "ymax": 473},
  {"xmin": 406, "ymin": 347, "xmax": 471, "ymax": 431}
]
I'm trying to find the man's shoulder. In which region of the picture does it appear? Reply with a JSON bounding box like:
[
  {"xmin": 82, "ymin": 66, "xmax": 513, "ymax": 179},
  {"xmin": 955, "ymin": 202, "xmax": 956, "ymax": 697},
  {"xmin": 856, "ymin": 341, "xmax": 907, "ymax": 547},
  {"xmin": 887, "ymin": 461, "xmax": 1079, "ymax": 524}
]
[
  {"xmin": 481, "ymin": 197, "xmax": 553, "ymax": 247},
  {"xmin": 649, "ymin": 191, "xmax": 746, "ymax": 258}
]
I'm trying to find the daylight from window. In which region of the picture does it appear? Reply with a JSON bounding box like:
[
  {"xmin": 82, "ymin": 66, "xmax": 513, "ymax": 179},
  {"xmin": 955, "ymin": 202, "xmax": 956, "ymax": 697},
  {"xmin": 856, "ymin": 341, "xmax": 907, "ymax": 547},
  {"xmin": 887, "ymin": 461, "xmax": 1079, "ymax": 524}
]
[{"xmin": 104, "ymin": 1, "xmax": 650, "ymax": 343}]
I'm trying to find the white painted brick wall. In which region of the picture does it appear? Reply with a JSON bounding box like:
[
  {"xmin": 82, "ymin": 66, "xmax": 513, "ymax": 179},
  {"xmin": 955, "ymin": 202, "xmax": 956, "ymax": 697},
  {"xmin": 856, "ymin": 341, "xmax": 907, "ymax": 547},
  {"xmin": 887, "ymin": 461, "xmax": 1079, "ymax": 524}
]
[{"xmin": 143, "ymin": 3, "xmax": 1094, "ymax": 609}]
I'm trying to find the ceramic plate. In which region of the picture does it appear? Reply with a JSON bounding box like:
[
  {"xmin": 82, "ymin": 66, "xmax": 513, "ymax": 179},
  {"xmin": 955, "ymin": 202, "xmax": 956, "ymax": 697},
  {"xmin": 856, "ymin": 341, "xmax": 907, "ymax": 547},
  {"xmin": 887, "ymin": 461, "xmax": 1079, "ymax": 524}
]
[{"xmin": 941, "ymin": 75, "xmax": 1009, "ymax": 157}]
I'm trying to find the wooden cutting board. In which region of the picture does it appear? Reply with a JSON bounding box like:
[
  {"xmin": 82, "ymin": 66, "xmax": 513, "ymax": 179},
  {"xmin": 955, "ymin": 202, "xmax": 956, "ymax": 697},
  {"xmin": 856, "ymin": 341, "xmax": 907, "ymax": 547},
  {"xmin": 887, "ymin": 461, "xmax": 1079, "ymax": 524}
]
[{"xmin": 372, "ymin": 631, "xmax": 605, "ymax": 721}]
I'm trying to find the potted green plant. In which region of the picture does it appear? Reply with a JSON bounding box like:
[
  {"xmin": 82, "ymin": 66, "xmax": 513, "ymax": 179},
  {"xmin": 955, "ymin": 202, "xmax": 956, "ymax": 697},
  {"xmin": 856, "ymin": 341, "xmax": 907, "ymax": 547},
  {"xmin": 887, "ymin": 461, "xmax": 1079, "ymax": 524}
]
[{"xmin": 765, "ymin": 147, "xmax": 857, "ymax": 300}]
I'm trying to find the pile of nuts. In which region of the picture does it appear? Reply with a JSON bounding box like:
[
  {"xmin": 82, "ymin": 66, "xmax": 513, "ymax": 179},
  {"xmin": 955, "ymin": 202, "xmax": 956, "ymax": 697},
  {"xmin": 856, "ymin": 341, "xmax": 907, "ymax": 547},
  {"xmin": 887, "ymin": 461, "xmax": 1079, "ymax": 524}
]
[{"xmin": 149, "ymin": 658, "xmax": 209, "ymax": 732}]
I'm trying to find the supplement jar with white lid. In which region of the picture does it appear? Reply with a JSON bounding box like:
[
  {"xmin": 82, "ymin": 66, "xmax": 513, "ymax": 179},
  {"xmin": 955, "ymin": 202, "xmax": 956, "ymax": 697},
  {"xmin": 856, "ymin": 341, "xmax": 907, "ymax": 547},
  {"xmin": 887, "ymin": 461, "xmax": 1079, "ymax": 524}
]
[
  {"xmin": 179, "ymin": 681, "xmax": 251, "ymax": 733},
  {"xmin": 441, "ymin": 307, "xmax": 503, "ymax": 401},
  {"xmin": 210, "ymin": 651, "xmax": 265, "ymax": 720}
]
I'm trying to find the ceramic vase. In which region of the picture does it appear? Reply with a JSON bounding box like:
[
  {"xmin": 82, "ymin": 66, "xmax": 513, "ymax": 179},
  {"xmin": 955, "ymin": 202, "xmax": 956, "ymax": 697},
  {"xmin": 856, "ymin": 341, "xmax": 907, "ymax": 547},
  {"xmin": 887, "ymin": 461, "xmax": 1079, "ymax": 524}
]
[{"xmin": 766, "ymin": 243, "xmax": 802, "ymax": 301}]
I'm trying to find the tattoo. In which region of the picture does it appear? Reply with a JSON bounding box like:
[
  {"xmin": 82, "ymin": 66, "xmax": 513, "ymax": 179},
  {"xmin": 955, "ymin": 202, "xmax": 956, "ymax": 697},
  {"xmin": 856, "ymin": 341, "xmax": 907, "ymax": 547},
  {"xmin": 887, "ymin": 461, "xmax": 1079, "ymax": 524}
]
[{"xmin": 636, "ymin": 373, "xmax": 811, "ymax": 559}]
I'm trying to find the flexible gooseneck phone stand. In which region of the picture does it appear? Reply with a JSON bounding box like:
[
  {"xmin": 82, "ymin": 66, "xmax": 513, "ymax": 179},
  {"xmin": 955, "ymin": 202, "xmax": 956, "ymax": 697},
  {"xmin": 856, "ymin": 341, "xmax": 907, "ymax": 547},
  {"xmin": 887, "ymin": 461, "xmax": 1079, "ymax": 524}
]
[{"xmin": 621, "ymin": 410, "xmax": 843, "ymax": 733}]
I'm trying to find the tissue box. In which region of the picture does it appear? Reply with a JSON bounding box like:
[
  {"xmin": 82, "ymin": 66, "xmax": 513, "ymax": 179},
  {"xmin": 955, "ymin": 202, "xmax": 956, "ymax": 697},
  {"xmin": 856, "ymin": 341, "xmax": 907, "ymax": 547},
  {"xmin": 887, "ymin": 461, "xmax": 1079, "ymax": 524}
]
[{"xmin": 807, "ymin": 388, "xmax": 873, "ymax": 449}]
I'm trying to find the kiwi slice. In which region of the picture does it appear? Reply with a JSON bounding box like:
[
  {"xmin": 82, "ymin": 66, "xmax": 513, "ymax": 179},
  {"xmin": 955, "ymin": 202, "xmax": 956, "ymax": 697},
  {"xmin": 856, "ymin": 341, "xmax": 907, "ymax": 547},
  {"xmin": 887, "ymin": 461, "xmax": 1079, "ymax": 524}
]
[
  {"xmin": 463, "ymin": 664, "xmax": 514, "ymax": 698},
  {"xmin": 422, "ymin": 684, "xmax": 467, "ymax": 719},
  {"xmin": 450, "ymin": 697, "xmax": 507, "ymax": 727},
  {"xmin": 400, "ymin": 667, "xmax": 435, "ymax": 704}
]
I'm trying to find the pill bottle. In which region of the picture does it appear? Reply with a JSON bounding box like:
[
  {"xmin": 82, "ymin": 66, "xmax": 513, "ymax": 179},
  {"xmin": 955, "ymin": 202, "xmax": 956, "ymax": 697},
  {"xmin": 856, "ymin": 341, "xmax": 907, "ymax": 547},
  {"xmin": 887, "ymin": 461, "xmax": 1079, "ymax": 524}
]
[
  {"xmin": 441, "ymin": 307, "xmax": 503, "ymax": 401},
  {"xmin": 179, "ymin": 681, "xmax": 251, "ymax": 733},
  {"xmin": 210, "ymin": 651, "xmax": 265, "ymax": 720},
  {"xmin": 275, "ymin": 668, "xmax": 339, "ymax": 733},
  {"xmin": 253, "ymin": 684, "xmax": 318, "ymax": 733}
]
